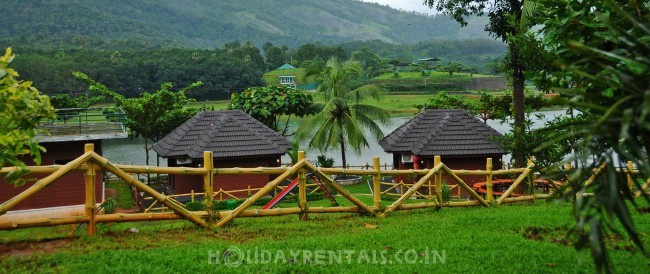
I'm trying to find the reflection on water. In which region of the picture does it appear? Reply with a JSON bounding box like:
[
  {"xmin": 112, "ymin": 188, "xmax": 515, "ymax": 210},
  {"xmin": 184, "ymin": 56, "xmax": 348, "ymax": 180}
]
[{"xmin": 102, "ymin": 109, "xmax": 568, "ymax": 168}]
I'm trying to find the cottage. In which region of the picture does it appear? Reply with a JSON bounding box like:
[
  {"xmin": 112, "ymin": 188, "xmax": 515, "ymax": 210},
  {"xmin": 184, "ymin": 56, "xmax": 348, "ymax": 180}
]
[
  {"xmin": 153, "ymin": 110, "xmax": 291, "ymax": 196},
  {"xmin": 379, "ymin": 109, "xmax": 506, "ymax": 197},
  {"xmin": 0, "ymin": 108, "xmax": 127, "ymax": 218}
]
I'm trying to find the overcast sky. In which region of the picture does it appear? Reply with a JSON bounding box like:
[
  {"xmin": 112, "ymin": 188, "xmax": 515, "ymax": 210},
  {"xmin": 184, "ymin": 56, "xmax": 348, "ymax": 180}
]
[{"xmin": 361, "ymin": 0, "xmax": 438, "ymax": 15}]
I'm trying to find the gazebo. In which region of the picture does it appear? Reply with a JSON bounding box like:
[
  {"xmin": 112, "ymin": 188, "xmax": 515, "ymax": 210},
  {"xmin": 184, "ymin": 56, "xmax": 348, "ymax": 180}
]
[
  {"xmin": 379, "ymin": 109, "xmax": 506, "ymax": 196},
  {"xmin": 277, "ymin": 63, "xmax": 297, "ymax": 89},
  {"xmin": 153, "ymin": 110, "xmax": 291, "ymax": 196}
]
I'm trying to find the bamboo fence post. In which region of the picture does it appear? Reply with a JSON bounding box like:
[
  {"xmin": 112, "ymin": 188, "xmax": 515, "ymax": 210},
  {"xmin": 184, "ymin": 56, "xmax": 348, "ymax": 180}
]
[
  {"xmin": 303, "ymin": 163, "xmax": 376, "ymax": 216},
  {"xmin": 383, "ymin": 163, "xmax": 443, "ymax": 216},
  {"xmin": 219, "ymin": 188, "xmax": 223, "ymax": 201},
  {"xmin": 298, "ymin": 151, "xmax": 307, "ymax": 221},
  {"xmin": 216, "ymin": 160, "xmax": 306, "ymax": 227},
  {"xmin": 84, "ymin": 144, "xmax": 97, "ymax": 236},
  {"xmin": 373, "ymin": 157, "xmax": 381, "ymax": 208},
  {"xmin": 248, "ymin": 185, "xmax": 251, "ymax": 196},
  {"xmin": 434, "ymin": 156, "xmax": 442, "ymax": 208},
  {"xmin": 486, "ymin": 158, "xmax": 494, "ymax": 202},
  {"xmin": 400, "ymin": 180, "xmax": 404, "ymax": 194},
  {"xmin": 191, "ymin": 190, "xmax": 194, "ymax": 202},
  {"xmin": 203, "ymin": 151, "xmax": 215, "ymax": 226},
  {"xmin": 89, "ymin": 152, "xmax": 208, "ymax": 227},
  {"xmin": 627, "ymin": 161, "xmax": 634, "ymax": 191},
  {"xmin": 439, "ymin": 165, "xmax": 490, "ymax": 207},
  {"xmin": 496, "ymin": 161, "xmax": 534, "ymax": 205}
]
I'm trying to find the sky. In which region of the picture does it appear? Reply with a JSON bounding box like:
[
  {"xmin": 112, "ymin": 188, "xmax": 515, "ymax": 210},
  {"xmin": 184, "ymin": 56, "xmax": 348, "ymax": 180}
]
[{"xmin": 361, "ymin": 0, "xmax": 438, "ymax": 15}]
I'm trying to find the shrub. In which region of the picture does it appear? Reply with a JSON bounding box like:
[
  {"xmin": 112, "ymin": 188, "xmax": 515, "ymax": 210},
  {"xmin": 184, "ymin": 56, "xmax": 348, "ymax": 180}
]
[{"xmin": 186, "ymin": 201, "xmax": 205, "ymax": 211}]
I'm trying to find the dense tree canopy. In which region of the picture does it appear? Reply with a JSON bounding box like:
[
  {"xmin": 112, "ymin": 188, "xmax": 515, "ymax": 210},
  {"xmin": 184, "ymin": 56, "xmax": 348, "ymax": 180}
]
[
  {"xmin": 10, "ymin": 48, "xmax": 264, "ymax": 100},
  {"xmin": 0, "ymin": 48, "xmax": 55, "ymax": 184},
  {"xmin": 228, "ymin": 85, "xmax": 318, "ymax": 136}
]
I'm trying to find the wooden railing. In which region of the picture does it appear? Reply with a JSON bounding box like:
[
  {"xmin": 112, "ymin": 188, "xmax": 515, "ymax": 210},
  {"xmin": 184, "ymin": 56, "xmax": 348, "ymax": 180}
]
[{"xmin": 1, "ymin": 145, "xmax": 647, "ymax": 236}]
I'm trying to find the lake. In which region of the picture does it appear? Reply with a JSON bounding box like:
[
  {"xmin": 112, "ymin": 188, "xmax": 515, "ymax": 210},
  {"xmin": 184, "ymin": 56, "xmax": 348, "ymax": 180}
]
[{"xmin": 102, "ymin": 109, "xmax": 568, "ymax": 168}]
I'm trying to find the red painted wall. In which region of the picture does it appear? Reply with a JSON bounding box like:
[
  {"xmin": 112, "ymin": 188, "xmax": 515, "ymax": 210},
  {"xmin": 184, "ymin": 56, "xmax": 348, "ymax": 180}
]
[
  {"xmin": 0, "ymin": 140, "xmax": 103, "ymax": 211},
  {"xmin": 168, "ymin": 156, "xmax": 282, "ymax": 199},
  {"xmin": 393, "ymin": 154, "xmax": 505, "ymax": 198}
]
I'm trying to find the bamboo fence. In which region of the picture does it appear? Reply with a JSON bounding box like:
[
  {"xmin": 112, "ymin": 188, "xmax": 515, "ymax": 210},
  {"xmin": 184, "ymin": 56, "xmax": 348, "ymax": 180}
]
[{"xmin": 1, "ymin": 145, "xmax": 647, "ymax": 235}]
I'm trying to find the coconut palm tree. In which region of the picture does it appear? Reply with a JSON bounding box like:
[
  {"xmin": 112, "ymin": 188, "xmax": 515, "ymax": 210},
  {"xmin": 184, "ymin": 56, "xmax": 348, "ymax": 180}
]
[{"xmin": 295, "ymin": 57, "xmax": 390, "ymax": 168}]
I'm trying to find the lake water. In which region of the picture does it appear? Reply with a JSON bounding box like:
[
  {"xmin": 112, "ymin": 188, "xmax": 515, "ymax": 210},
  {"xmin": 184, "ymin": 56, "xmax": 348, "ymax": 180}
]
[{"xmin": 102, "ymin": 109, "xmax": 568, "ymax": 168}]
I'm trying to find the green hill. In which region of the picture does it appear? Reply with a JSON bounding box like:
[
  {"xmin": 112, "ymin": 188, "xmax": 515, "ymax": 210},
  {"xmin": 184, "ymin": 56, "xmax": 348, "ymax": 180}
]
[{"xmin": 0, "ymin": 0, "xmax": 492, "ymax": 49}]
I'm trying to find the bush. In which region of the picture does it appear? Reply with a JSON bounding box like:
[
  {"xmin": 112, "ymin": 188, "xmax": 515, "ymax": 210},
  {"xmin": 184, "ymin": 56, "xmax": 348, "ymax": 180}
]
[
  {"xmin": 316, "ymin": 155, "xmax": 334, "ymax": 168},
  {"xmin": 186, "ymin": 201, "xmax": 205, "ymax": 211}
]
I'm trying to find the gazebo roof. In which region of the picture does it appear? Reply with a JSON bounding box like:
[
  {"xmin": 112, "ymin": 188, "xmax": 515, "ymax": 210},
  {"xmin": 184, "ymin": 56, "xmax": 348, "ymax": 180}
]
[
  {"xmin": 277, "ymin": 63, "xmax": 296, "ymax": 70},
  {"xmin": 379, "ymin": 109, "xmax": 506, "ymax": 157},
  {"xmin": 153, "ymin": 110, "xmax": 290, "ymax": 159}
]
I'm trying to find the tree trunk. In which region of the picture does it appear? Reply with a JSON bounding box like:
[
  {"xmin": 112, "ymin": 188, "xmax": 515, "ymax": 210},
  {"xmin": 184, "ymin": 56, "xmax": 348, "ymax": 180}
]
[
  {"xmin": 340, "ymin": 135, "xmax": 347, "ymax": 169},
  {"xmin": 512, "ymin": 68, "xmax": 526, "ymax": 168}
]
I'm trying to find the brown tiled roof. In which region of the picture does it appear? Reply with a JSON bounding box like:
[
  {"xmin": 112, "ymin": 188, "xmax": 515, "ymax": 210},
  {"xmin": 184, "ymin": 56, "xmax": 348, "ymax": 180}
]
[
  {"xmin": 379, "ymin": 109, "xmax": 506, "ymax": 157},
  {"xmin": 153, "ymin": 110, "xmax": 290, "ymax": 159}
]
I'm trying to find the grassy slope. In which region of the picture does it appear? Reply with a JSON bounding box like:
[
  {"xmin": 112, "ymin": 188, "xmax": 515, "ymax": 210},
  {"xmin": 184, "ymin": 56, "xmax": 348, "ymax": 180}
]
[
  {"xmin": 372, "ymin": 71, "xmax": 495, "ymax": 80},
  {"xmin": 187, "ymin": 93, "xmax": 468, "ymax": 117},
  {"xmin": 263, "ymin": 68, "xmax": 307, "ymax": 86},
  {"xmin": 1, "ymin": 199, "xmax": 648, "ymax": 273}
]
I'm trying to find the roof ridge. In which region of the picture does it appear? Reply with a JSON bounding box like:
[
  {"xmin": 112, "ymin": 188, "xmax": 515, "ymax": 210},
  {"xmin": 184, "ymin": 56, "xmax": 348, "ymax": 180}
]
[
  {"xmin": 189, "ymin": 113, "xmax": 228, "ymax": 158},
  {"xmin": 412, "ymin": 111, "xmax": 451, "ymax": 155}
]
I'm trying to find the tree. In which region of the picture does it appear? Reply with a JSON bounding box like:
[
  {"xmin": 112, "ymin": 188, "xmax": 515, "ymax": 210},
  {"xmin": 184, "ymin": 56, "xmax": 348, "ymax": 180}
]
[
  {"xmin": 424, "ymin": 0, "xmax": 543, "ymax": 167},
  {"xmin": 228, "ymin": 85, "xmax": 318, "ymax": 136},
  {"xmin": 535, "ymin": 1, "xmax": 650, "ymax": 272},
  {"xmin": 74, "ymin": 72, "xmax": 202, "ymax": 166},
  {"xmin": 350, "ymin": 47, "xmax": 384, "ymax": 78},
  {"xmin": 0, "ymin": 48, "xmax": 55, "ymax": 184},
  {"xmin": 49, "ymin": 93, "xmax": 104, "ymax": 123},
  {"xmin": 295, "ymin": 58, "xmax": 390, "ymax": 168},
  {"xmin": 435, "ymin": 62, "xmax": 466, "ymax": 77},
  {"xmin": 263, "ymin": 42, "xmax": 287, "ymax": 70},
  {"xmin": 418, "ymin": 91, "xmax": 543, "ymax": 123}
]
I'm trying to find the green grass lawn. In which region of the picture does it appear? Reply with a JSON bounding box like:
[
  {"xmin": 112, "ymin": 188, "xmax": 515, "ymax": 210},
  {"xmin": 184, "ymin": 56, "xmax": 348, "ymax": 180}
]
[
  {"xmin": 1, "ymin": 197, "xmax": 648, "ymax": 273},
  {"xmin": 188, "ymin": 93, "xmax": 450, "ymax": 117}
]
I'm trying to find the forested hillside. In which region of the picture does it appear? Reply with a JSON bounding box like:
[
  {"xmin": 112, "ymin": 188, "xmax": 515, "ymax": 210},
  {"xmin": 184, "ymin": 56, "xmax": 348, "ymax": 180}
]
[
  {"xmin": 13, "ymin": 48, "xmax": 265, "ymax": 100},
  {"xmin": 0, "ymin": 0, "xmax": 490, "ymax": 49}
]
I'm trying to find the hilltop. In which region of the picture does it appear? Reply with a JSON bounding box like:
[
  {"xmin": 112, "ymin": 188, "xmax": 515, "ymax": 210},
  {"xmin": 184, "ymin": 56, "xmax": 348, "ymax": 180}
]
[{"xmin": 0, "ymin": 0, "xmax": 491, "ymax": 49}]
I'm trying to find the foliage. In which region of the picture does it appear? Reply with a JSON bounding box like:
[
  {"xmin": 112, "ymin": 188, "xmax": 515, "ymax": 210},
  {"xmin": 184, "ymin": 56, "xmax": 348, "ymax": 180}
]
[
  {"xmin": 435, "ymin": 62, "xmax": 466, "ymax": 77},
  {"xmin": 105, "ymin": 179, "xmax": 135, "ymax": 209},
  {"xmin": 0, "ymin": 0, "xmax": 496, "ymax": 50},
  {"xmin": 295, "ymin": 58, "xmax": 390, "ymax": 168},
  {"xmin": 350, "ymin": 46, "xmax": 386, "ymax": 78},
  {"xmin": 424, "ymin": 0, "xmax": 549, "ymax": 167},
  {"xmin": 0, "ymin": 48, "xmax": 55, "ymax": 185},
  {"xmin": 228, "ymin": 85, "xmax": 318, "ymax": 136},
  {"xmin": 441, "ymin": 183, "xmax": 451, "ymax": 202},
  {"xmin": 100, "ymin": 197, "xmax": 119, "ymax": 214},
  {"xmin": 316, "ymin": 155, "xmax": 334, "ymax": 168},
  {"xmin": 534, "ymin": 0, "xmax": 650, "ymax": 271},
  {"xmin": 9, "ymin": 48, "xmax": 264, "ymax": 100},
  {"xmin": 185, "ymin": 201, "xmax": 205, "ymax": 211},
  {"xmin": 501, "ymin": 113, "xmax": 573, "ymax": 170},
  {"xmin": 73, "ymin": 72, "xmax": 201, "ymax": 166},
  {"xmin": 49, "ymin": 93, "xmax": 104, "ymax": 123},
  {"xmin": 418, "ymin": 91, "xmax": 547, "ymax": 123}
]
